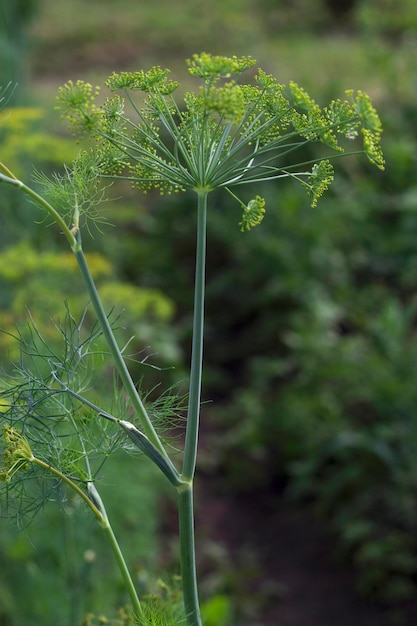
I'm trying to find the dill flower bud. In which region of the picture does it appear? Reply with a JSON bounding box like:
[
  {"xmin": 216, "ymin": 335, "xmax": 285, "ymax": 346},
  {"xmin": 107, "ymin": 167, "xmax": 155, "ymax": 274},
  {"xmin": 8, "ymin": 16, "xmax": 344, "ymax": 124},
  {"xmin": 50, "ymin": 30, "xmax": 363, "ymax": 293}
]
[
  {"xmin": 0, "ymin": 424, "xmax": 34, "ymax": 483},
  {"xmin": 239, "ymin": 196, "xmax": 266, "ymax": 232}
]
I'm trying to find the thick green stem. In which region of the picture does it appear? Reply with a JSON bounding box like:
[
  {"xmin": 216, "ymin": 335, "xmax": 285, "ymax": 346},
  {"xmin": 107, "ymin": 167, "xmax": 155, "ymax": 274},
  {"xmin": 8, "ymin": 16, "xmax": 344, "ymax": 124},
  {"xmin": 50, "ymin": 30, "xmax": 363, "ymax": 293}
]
[
  {"xmin": 183, "ymin": 191, "xmax": 207, "ymax": 480},
  {"xmin": 178, "ymin": 191, "xmax": 207, "ymax": 626},
  {"xmin": 178, "ymin": 483, "xmax": 202, "ymax": 626}
]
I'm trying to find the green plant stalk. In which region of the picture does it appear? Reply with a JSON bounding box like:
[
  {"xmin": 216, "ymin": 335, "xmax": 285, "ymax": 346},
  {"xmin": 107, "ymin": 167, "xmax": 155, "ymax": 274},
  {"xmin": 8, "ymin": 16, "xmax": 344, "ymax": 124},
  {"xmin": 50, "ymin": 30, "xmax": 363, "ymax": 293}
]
[
  {"xmin": 0, "ymin": 167, "xmax": 170, "ymax": 462},
  {"xmin": 32, "ymin": 457, "xmax": 143, "ymax": 619},
  {"xmin": 101, "ymin": 520, "xmax": 144, "ymax": 621},
  {"xmin": 72, "ymin": 239, "xmax": 170, "ymax": 460},
  {"xmin": 32, "ymin": 456, "xmax": 103, "ymax": 515},
  {"xmin": 0, "ymin": 165, "xmax": 181, "ymax": 617},
  {"xmin": 183, "ymin": 191, "xmax": 207, "ymax": 480},
  {"xmin": 178, "ymin": 482, "xmax": 200, "ymax": 626},
  {"xmin": 0, "ymin": 168, "xmax": 76, "ymax": 247},
  {"xmin": 179, "ymin": 191, "xmax": 207, "ymax": 626}
]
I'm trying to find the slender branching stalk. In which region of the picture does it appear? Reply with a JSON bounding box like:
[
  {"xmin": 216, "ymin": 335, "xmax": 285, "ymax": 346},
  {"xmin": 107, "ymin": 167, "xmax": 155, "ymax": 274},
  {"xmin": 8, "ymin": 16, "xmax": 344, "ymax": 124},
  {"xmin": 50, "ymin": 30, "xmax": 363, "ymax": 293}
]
[
  {"xmin": 72, "ymin": 236, "xmax": 172, "ymax": 461},
  {"xmin": 0, "ymin": 424, "xmax": 144, "ymax": 621},
  {"xmin": 0, "ymin": 53, "xmax": 384, "ymax": 626}
]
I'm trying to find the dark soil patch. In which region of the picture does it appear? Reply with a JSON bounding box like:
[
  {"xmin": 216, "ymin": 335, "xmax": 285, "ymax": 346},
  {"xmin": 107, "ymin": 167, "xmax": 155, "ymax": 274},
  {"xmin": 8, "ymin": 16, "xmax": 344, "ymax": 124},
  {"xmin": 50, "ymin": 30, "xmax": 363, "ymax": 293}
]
[{"xmin": 194, "ymin": 477, "xmax": 416, "ymax": 626}]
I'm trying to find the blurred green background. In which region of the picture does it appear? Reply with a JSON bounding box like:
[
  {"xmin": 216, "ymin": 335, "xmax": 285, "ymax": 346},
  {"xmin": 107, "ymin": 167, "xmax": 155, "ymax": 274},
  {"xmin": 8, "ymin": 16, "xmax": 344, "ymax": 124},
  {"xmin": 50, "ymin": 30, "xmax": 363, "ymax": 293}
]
[{"xmin": 1, "ymin": 0, "xmax": 417, "ymax": 624}]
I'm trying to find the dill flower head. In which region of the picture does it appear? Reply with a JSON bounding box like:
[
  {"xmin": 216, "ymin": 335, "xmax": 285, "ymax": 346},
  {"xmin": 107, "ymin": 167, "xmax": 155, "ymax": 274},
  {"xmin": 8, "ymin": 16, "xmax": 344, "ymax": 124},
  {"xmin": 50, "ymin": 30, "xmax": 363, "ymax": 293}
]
[{"xmin": 55, "ymin": 53, "xmax": 384, "ymax": 231}]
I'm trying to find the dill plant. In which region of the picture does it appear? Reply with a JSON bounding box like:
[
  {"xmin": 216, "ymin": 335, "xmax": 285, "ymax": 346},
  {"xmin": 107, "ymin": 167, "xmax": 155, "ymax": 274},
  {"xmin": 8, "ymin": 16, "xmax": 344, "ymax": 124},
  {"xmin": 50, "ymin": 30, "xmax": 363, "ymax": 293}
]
[{"xmin": 0, "ymin": 54, "xmax": 384, "ymax": 625}]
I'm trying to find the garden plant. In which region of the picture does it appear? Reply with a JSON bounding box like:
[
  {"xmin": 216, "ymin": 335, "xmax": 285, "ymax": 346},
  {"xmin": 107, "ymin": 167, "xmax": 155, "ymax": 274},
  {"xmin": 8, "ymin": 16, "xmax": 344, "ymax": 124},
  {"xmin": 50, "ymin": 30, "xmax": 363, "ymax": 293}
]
[{"xmin": 0, "ymin": 53, "xmax": 384, "ymax": 625}]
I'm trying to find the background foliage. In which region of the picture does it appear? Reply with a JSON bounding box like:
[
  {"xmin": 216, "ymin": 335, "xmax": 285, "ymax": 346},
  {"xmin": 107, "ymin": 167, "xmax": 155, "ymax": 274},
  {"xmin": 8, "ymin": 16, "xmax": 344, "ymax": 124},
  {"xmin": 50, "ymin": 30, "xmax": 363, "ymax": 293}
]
[{"xmin": 1, "ymin": 0, "xmax": 417, "ymax": 624}]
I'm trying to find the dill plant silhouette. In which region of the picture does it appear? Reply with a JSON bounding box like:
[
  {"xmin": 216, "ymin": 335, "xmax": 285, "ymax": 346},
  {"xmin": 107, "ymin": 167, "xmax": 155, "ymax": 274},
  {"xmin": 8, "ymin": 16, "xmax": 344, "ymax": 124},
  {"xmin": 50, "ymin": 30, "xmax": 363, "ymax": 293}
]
[{"xmin": 0, "ymin": 54, "xmax": 384, "ymax": 625}]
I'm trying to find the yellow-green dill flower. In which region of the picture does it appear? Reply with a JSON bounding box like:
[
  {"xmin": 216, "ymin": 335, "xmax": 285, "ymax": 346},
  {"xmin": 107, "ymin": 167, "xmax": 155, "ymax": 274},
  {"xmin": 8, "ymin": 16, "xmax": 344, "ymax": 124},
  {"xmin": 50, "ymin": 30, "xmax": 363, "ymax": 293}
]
[
  {"xmin": 350, "ymin": 90, "xmax": 385, "ymax": 170},
  {"xmin": 0, "ymin": 424, "xmax": 34, "ymax": 483},
  {"xmin": 289, "ymin": 81, "xmax": 321, "ymax": 115},
  {"xmin": 197, "ymin": 82, "xmax": 246, "ymax": 123},
  {"xmin": 187, "ymin": 53, "xmax": 255, "ymax": 79},
  {"xmin": 54, "ymin": 53, "xmax": 385, "ymax": 221},
  {"xmin": 239, "ymin": 196, "xmax": 266, "ymax": 232},
  {"xmin": 303, "ymin": 159, "xmax": 334, "ymax": 208},
  {"xmin": 56, "ymin": 80, "xmax": 103, "ymax": 136},
  {"xmin": 106, "ymin": 67, "xmax": 179, "ymax": 95},
  {"xmin": 325, "ymin": 98, "xmax": 358, "ymax": 137},
  {"xmin": 361, "ymin": 128, "xmax": 385, "ymax": 170}
]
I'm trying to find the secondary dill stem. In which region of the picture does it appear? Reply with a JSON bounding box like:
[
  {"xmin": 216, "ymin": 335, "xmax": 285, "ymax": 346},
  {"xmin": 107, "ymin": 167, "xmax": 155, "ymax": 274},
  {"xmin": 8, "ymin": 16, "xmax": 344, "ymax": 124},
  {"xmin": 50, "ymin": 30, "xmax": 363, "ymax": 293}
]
[
  {"xmin": 0, "ymin": 170, "xmax": 169, "ymax": 463},
  {"xmin": 72, "ymin": 236, "xmax": 168, "ymax": 458},
  {"xmin": 32, "ymin": 457, "xmax": 103, "ymax": 520},
  {"xmin": 33, "ymin": 457, "xmax": 143, "ymax": 619},
  {"xmin": 101, "ymin": 521, "xmax": 144, "ymax": 621},
  {"xmin": 179, "ymin": 191, "xmax": 207, "ymax": 626},
  {"xmin": 0, "ymin": 169, "xmax": 76, "ymax": 247}
]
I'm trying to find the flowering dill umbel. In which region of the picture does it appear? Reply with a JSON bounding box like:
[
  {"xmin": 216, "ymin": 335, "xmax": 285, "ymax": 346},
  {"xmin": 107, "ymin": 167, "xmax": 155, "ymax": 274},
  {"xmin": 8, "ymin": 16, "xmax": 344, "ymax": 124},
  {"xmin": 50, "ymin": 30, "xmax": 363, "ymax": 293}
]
[{"xmin": 56, "ymin": 53, "xmax": 384, "ymax": 229}]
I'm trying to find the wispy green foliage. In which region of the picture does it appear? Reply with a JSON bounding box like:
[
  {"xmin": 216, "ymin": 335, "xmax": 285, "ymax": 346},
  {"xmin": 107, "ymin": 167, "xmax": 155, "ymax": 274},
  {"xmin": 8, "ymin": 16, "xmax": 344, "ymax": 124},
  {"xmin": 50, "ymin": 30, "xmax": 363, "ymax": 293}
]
[
  {"xmin": 32, "ymin": 150, "xmax": 111, "ymax": 235},
  {"xmin": 0, "ymin": 305, "xmax": 184, "ymax": 524},
  {"xmin": 0, "ymin": 310, "xmax": 120, "ymax": 521},
  {"xmin": 80, "ymin": 577, "xmax": 185, "ymax": 625}
]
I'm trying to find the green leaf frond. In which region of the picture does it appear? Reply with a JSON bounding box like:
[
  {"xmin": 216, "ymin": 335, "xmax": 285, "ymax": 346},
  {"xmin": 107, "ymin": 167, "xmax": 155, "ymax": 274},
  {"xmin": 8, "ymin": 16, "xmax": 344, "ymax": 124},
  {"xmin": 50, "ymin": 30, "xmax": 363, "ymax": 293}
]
[
  {"xmin": 135, "ymin": 577, "xmax": 185, "ymax": 626},
  {"xmin": 55, "ymin": 53, "xmax": 384, "ymax": 214},
  {"xmin": 80, "ymin": 579, "xmax": 185, "ymax": 626},
  {"xmin": 145, "ymin": 384, "xmax": 188, "ymax": 449},
  {"xmin": 0, "ymin": 305, "xmax": 180, "ymax": 490},
  {"xmin": 0, "ymin": 306, "xmax": 121, "ymax": 472},
  {"xmin": 33, "ymin": 150, "xmax": 112, "ymax": 235}
]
